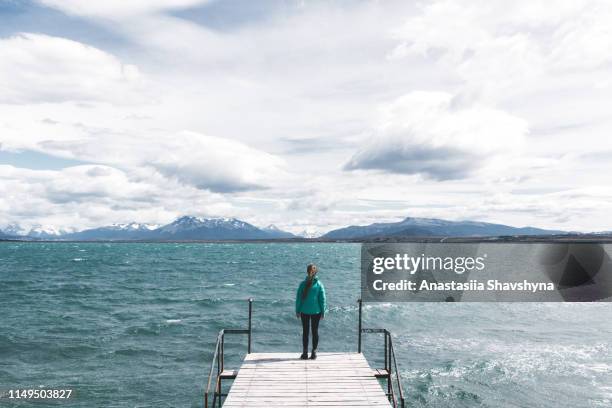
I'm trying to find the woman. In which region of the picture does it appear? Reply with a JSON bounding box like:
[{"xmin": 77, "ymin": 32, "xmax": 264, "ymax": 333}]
[{"xmin": 295, "ymin": 264, "xmax": 326, "ymax": 360}]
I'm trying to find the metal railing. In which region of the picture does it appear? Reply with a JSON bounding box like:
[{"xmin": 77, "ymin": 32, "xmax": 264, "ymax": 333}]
[
  {"xmin": 357, "ymin": 299, "xmax": 405, "ymax": 408},
  {"xmin": 204, "ymin": 298, "xmax": 252, "ymax": 408},
  {"xmin": 203, "ymin": 298, "xmax": 403, "ymax": 407}
]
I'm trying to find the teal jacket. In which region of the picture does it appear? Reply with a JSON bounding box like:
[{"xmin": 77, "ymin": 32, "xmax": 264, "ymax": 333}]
[{"xmin": 295, "ymin": 276, "xmax": 326, "ymax": 315}]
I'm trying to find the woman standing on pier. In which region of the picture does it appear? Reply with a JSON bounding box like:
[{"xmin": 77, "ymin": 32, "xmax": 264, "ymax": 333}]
[{"xmin": 295, "ymin": 264, "xmax": 327, "ymax": 360}]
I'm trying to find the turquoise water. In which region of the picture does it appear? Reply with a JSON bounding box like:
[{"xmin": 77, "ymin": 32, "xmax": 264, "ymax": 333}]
[{"xmin": 0, "ymin": 242, "xmax": 610, "ymax": 407}]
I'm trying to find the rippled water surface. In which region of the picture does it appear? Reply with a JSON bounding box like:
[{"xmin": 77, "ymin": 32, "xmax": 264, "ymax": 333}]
[{"xmin": 1, "ymin": 242, "xmax": 610, "ymax": 407}]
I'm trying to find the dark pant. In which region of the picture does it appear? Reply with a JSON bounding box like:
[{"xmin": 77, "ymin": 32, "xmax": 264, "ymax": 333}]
[{"xmin": 300, "ymin": 313, "xmax": 321, "ymax": 352}]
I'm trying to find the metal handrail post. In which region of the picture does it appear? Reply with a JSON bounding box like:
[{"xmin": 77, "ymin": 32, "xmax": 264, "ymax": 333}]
[
  {"xmin": 389, "ymin": 335, "xmax": 405, "ymax": 407},
  {"xmin": 356, "ymin": 299, "xmax": 405, "ymax": 408},
  {"xmin": 357, "ymin": 299, "xmax": 362, "ymax": 353},
  {"xmin": 388, "ymin": 369, "xmax": 396, "ymax": 407},
  {"xmin": 385, "ymin": 330, "xmax": 391, "ymax": 399},
  {"xmin": 248, "ymin": 298, "xmax": 253, "ymax": 353},
  {"xmin": 217, "ymin": 377, "xmax": 221, "ymax": 408},
  {"xmin": 387, "ymin": 332, "xmax": 392, "ymax": 399},
  {"xmin": 220, "ymin": 333, "xmax": 224, "ymax": 373},
  {"xmin": 384, "ymin": 331, "xmax": 388, "ymax": 371},
  {"xmin": 204, "ymin": 299, "xmax": 255, "ymax": 408},
  {"xmin": 216, "ymin": 340, "xmax": 221, "ymax": 408}
]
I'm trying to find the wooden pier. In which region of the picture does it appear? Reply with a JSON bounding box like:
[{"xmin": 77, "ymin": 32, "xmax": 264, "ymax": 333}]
[
  {"xmin": 204, "ymin": 299, "xmax": 405, "ymax": 408},
  {"xmin": 222, "ymin": 352, "xmax": 392, "ymax": 407}
]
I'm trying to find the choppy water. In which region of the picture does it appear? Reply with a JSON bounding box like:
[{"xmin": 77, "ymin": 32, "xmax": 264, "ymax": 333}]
[{"xmin": 0, "ymin": 242, "xmax": 610, "ymax": 407}]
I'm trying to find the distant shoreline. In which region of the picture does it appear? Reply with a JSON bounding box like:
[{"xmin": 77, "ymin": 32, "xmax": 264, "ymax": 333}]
[{"xmin": 2, "ymin": 234, "xmax": 612, "ymax": 243}]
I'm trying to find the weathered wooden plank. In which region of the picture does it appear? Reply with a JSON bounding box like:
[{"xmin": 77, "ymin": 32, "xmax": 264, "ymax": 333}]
[{"xmin": 221, "ymin": 352, "xmax": 392, "ymax": 407}]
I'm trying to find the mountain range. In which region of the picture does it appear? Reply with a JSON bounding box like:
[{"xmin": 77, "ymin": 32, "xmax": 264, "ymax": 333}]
[
  {"xmin": 58, "ymin": 217, "xmax": 297, "ymax": 241},
  {"xmin": 321, "ymin": 217, "xmax": 565, "ymax": 239},
  {"xmin": 0, "ymin": 215, "xmax": 575, "ymax": 241}
]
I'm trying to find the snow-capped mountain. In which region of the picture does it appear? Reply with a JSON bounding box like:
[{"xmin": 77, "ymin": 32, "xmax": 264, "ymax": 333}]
[
  {"xmin": 1, "ymin": 217, "xmax": 297, "ymax": 241},
  {"xmin": 108, "ymin": 222, "xmax": 159, "ymax": 231},
  {"xmin": 1, "ymin": 223, "xmax": 28, "ymax": 236},
  {"xmin": 61, "ymin": 222, "xmax": 160, "ymax": 240},
  {"xmin": 296, "ymin": 228, "xmax": 322, "ymax": 239},
  {"xmin": 0, "ymin": 223, "xmax": 72, "ymax": 239},
  {"xmin": 322, "ymin": 216, "xmax": 564, "ymax": 239},
  {"xmin": 27, "ymin": 225, "xmax": 74, "ymax": 239},
  {"xmin": 1, "ymin": 215, "xmax": 573, "ymax": 241},
  {"xmin": 157, "ymin": 216, "xmax": 249, "ymax": 234},
  {"xmin": 155, "ymin": 216, "xmax": 273, "ymax": 240},
  {"xmin": 262, "ymin": 224, "xmax": 296, "ymax": 239}
]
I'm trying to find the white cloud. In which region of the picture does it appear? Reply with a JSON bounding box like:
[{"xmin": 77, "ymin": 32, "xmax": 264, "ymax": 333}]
[
  {"xmin": 2, "ymin": 1, "xmax": 612, "ymax": 233},
  {"xmin": 549, "ymin": 2, "xmax": 612, "ymax": 70},
  {"xmin": 0, "ymin": 31, "xmax": 287, "ymax": 194},
  {"xmin": 146, "ymin": 131, "xmax": 287, "ymax": 192},
  {"xmin": 0, "ymin": 163, "xmax": 235, "ymax": 230},
  {"xmin": 390, "ymin": 0, "xmax": 612, "ymax": 101},
  {"xmin": 2, "ymin": 127, "xmax": 287, "ymax": 193},
  {"xmin": 0, "ymin": 33, "xmax": 142, "ymax": 104},
  {"xmin": 345, "ymin": 92, "xmax": 528, "ymax": 180}
]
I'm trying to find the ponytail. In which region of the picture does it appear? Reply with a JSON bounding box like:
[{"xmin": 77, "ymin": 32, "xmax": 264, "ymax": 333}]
[{"xmin": 302, "ymin": 264, "xmax": 317, "ymax": 300}]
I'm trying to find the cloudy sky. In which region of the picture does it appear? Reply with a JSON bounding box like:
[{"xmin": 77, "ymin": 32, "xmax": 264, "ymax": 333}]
[{"xmin": 1, "ymin": 0, "xmax": 612, "ymax": 234}]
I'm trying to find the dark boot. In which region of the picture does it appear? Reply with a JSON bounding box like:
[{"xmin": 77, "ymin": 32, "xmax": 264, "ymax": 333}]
[
  {"xmin": 310, "ymin": 349, "xmax": 317, "ymax": 360},
  {"xmin": 300, "ymin": 350, "xmax": 308, "ymax": 360}
]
